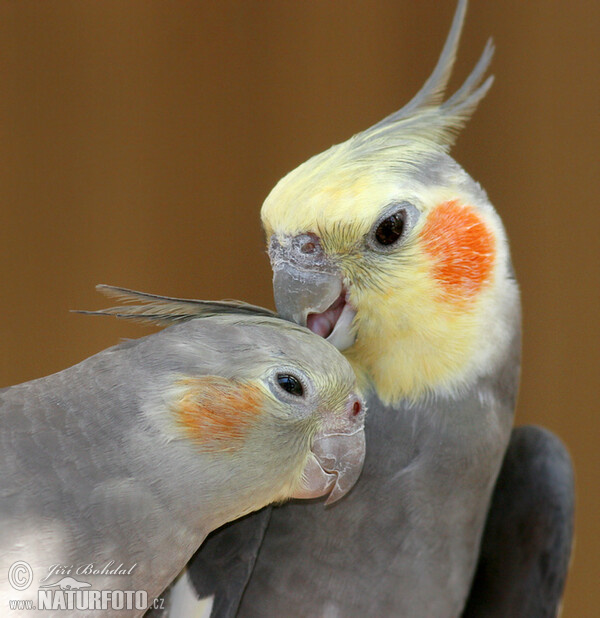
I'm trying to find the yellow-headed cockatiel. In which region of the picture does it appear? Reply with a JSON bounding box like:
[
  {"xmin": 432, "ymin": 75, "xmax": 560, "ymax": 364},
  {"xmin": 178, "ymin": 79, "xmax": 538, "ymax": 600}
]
[
  {"xmin": 0, "ymin": 287, "xmax": 365, "ymax": 617},
  {"xmin": 168, "ymin": 1, "xmax": 574, "ymax": 616}
]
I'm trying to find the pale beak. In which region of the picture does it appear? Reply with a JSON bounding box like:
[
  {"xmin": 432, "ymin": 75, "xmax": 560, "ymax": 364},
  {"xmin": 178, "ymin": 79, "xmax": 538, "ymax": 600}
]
[
  {"xmin": 293, "ymin": 395, "xmax": 366, "ymax": 505},
  {"xmin": 270, "ymin": 235, "xmax": 357, "ymax": 351}
]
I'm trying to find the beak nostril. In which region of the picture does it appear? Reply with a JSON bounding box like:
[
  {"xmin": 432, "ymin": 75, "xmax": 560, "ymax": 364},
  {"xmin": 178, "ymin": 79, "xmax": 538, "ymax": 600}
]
[{"xmin": 296, "ymin": 232, "xmax": 321, "ymax": 256}]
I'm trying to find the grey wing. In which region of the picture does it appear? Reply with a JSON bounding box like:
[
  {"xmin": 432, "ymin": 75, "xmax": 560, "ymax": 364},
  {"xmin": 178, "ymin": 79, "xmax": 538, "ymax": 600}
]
[
  {"xmin": 462, "ymin": 425, "xmax": 575, "ymax": 618},
  {"xmin": 147, "ymin": 508, "xmax": 271, "ymax": 618}
]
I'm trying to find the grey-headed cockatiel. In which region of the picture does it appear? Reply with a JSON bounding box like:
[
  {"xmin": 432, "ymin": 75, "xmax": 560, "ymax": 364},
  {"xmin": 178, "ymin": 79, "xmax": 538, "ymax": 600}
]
[
  {"xmin": 0, "ymin": 287, "xmax": 366, "ymax": 617},
  {"xmin": 166, "ymin": 0, "xmax": 574, "ymax": 616}
]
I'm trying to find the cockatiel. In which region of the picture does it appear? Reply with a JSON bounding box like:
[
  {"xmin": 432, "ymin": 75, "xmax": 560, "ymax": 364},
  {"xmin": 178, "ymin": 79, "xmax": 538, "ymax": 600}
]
[
  {"xmin": 0, "ymin": 287, "xmax": 366, "ymax": 617},
  {"xmin": 168, "ymin": 1, "xmax": 574, "ymax": 616}
]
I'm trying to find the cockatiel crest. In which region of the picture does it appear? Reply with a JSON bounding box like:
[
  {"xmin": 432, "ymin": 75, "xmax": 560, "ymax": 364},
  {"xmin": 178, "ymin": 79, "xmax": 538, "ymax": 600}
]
[
  {"xmin": 263, "ymin": 0, "xmax": 517, "ymax": 403},
  {"xmin": 172, "ymin": 3, "xmax": 571, "ymax": 617}
]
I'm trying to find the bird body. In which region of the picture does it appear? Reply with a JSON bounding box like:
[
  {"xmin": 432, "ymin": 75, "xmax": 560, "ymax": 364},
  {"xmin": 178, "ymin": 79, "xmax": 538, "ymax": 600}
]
[
  {"xmin": 140, "ymin": 1, "xmax": 573, "ymax": 615},
  {"xmin": 243, "ymin": 147, "xmax": 521, "ymax": 616},
  {"xmin": 238, "ymin": 0, "xmax": 572, "ymax": 615},
  {"xmin": 240, "ymin": 360, "xmax": 518, "ymax": 616},
  {"xmin": 0, "ymin": 305, "xmax": 365, "ymax": 617}
]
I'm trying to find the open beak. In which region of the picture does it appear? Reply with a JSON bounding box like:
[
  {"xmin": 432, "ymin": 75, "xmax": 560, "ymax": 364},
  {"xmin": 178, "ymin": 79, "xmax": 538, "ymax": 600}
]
[
  {"xmin": 270, "ymin": 235, "xmax": 357, "ymax": 351},
  {"xmin": 292, "ymin": 395, "xmax": 366, "ymax": 505}
]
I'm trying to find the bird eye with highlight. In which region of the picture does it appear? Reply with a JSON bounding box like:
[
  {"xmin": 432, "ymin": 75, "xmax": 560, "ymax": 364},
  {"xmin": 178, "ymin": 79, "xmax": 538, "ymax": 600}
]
[
  {"xmin": 368, "ymin": 202, "xmax": 420, "ymax": 252},
  {"xmin": 375, "ymin": 211, "xmax": 406, "ymax": 246},
  {"xmin": 276, "ymin": 373, "xmax": 304, "ymax": 397}
]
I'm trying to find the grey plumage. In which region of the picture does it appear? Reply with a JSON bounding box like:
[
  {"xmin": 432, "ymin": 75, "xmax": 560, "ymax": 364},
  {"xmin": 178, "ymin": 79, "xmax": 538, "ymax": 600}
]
[
  {"xmin": 0, "ymin": 308, "xmax": 365, "ymax": 617},
  {"xmin": 181, "ymin": 510, "xmax": 271, "ymax": 618},
  {"xmin": 144, "ymin": 0, "xmax": 574, "ymax": 615},
  {"xmin": 76, "ymin": 284, "xmax": 276, "ymax": 325},
  {"xmin": 237, "ymin": 309, "xmax": 520, "ymax": 616},
  {"xmin": 463, "ymin": 426, "xmax": 575, "ymax": 617}
]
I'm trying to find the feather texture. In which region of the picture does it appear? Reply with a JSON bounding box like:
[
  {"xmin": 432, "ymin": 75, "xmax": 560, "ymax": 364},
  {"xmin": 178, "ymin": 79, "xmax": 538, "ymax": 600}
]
[
  {"xmin": 75, "ymin": 284, "xmax": 276, "ymax": 326},
  {"xmin": 355, "ymin": 0, "xmax": 493, "ymax": 154}
]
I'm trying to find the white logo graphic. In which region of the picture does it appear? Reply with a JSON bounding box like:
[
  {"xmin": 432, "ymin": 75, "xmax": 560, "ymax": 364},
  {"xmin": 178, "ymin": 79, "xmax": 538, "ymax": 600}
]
[
  {"xmin": 39, "ymin": 576, "xmax": 92, "ymax": 591},
  {"xmin": 8, "ymin": 561, "xmax": 33, "ymax": 591}
]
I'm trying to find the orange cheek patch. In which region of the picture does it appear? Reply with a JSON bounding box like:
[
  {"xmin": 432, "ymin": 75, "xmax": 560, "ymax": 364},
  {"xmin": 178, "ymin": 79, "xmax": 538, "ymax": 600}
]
[
  {"xmin": 173, "ymin": 376, "xmax": 264, "ymax": 451},
  {"xmin": 420, "ymin": 200, "xmax": 496, "ymax": 300}
]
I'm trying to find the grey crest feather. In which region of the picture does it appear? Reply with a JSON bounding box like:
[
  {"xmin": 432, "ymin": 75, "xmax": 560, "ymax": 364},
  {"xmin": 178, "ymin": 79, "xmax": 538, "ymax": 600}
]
[
  {"xmin": 75, "ymin": 284, "xmax": 276, "ymax": 326},
  {"xmin": 353, "ymin": 0, "xmax": 493, "ymax": 153}
]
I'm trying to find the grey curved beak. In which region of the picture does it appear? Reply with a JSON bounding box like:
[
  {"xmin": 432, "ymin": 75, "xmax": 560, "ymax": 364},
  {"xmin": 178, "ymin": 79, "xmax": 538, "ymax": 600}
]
[
  {"xmin": 292, "ymin": 396, "xmax": 366, "ymax": 505},
  {"xmin": 292, "ymin": 428, "xmax": 365, "ymax": 505},
  {"xmin": 312, "ymin": 427, "xmax": 366, "ymax": 505},
  {"xmin": 269, "ymin": 234, "xmax": 342, "ymax": 326},
  {"xmin": 272, "ymin": 263, "xmax": 342, "ymax": 326},
  {"xmin": 270, "ymin": 235, "xmax": 357, "ymax": 350}
]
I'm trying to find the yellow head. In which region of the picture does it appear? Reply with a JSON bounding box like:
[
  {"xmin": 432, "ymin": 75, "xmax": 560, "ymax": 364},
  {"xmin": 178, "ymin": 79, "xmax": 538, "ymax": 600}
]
[{"xmin": 261, "ymin": 0, "xmax": 520, "ymax": 403}]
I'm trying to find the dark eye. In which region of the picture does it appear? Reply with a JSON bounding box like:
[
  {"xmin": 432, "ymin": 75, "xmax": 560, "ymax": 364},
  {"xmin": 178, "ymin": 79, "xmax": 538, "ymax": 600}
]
[
  {"xmin": 375, "ymin": 211, "xmax": 405, "ymax": 246},
  {"xmin": 276, "ymin": 373, "xmax": 304, "ymax": 397}
]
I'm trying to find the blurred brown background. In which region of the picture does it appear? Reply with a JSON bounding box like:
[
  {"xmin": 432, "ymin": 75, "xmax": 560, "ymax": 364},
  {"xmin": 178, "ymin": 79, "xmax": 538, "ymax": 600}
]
[{"xmin": 0, "ymin": 1, "xmax": 597, "ymax": 614}]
